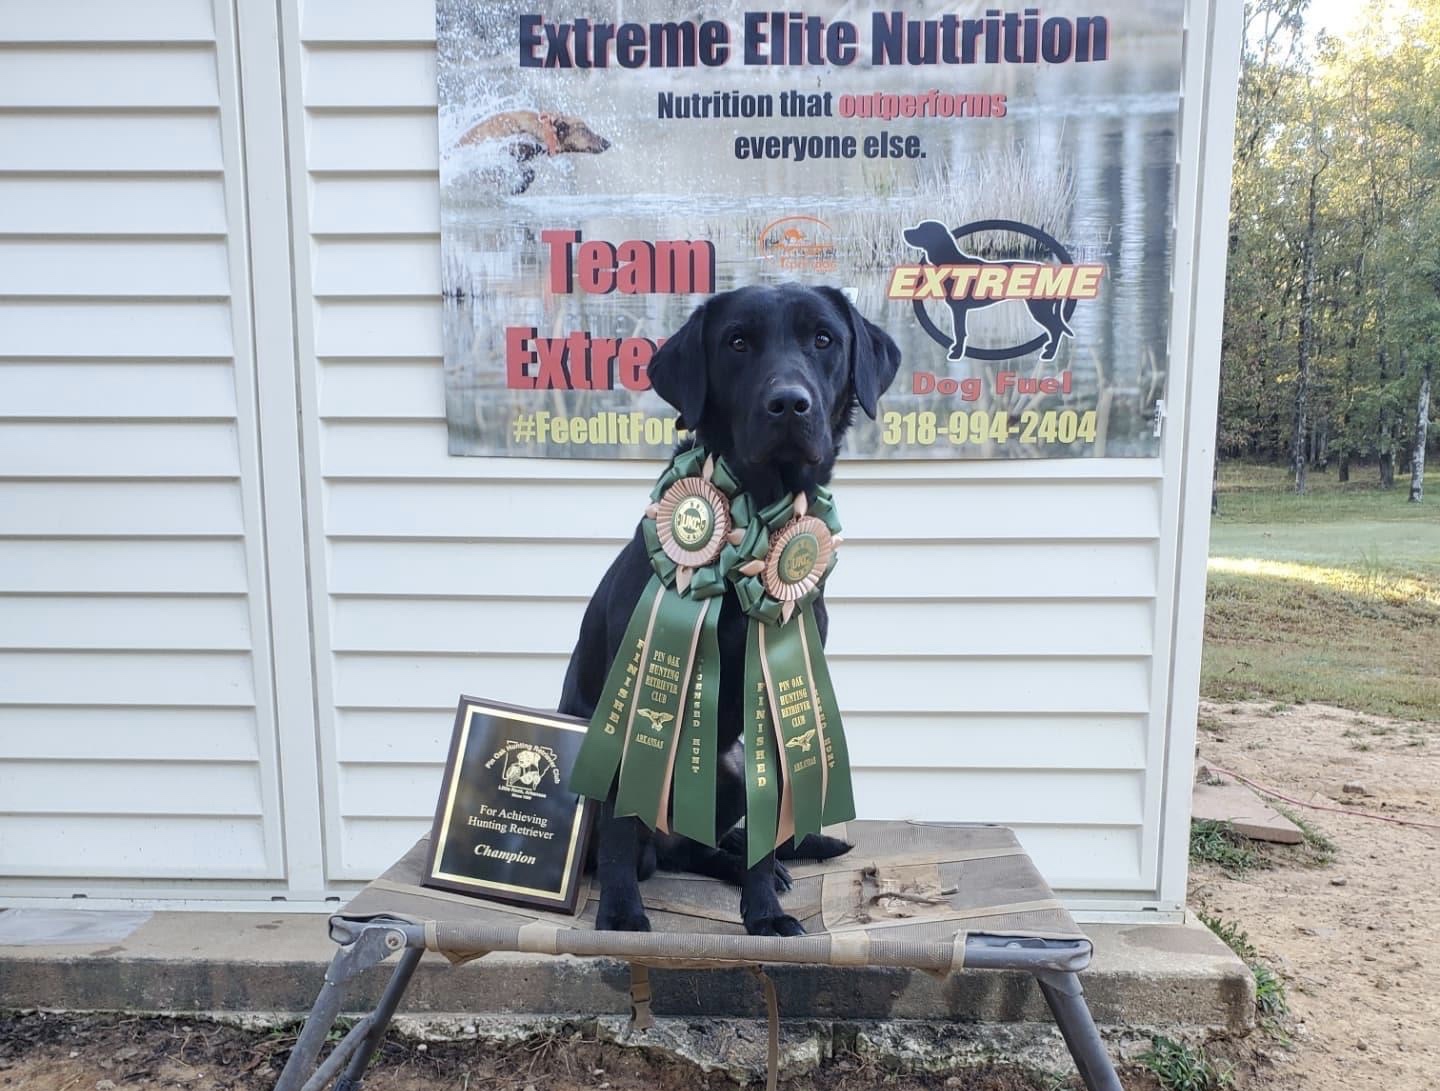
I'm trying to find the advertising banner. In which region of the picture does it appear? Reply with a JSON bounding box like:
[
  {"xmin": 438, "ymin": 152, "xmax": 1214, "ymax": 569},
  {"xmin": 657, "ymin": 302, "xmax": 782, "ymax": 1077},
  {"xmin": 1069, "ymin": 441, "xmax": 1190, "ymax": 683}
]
[{"xmin": 437, "ymin": 1, "xmax": 1183, "ymax": 458}]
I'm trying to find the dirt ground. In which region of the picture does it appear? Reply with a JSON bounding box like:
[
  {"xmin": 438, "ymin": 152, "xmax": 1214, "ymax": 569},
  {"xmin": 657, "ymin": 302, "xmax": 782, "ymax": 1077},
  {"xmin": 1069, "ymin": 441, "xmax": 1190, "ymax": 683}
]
[
  {"xmin": 2, "ymin": 700, "xmax": 1436, "ymax": 1091},
  {"xmin": 0, "ymin": 1013, "xmax": 1114, "ymax": 1091},
  {"xmin": 1191, "ymin": 699, "xmax": 1440, "ymax": 1091}
]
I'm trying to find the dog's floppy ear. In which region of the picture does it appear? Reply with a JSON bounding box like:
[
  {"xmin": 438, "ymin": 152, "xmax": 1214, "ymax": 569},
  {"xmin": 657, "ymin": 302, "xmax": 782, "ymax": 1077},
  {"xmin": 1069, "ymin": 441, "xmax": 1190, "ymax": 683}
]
[
  {"xmin": 648, "ymin": 301, "xmax": 709, "ymax": 429},
  {"xmin": 820, "ymin": 288, "xmax": 901, "ymax": 419}
]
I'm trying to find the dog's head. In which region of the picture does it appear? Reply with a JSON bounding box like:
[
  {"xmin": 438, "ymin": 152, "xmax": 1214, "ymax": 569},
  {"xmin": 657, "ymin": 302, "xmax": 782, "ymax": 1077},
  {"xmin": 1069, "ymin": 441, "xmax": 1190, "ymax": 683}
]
[
  {"xmin": 538, "ymin": 111, "xmax": 611, "ymax": 155},
  {"xmin": 648, "ymin": 285, "xmax": 900, "ymax": 492},
  {"xmin": 903, "ymin": 220, "xmax": 965, "ymax": 264}
]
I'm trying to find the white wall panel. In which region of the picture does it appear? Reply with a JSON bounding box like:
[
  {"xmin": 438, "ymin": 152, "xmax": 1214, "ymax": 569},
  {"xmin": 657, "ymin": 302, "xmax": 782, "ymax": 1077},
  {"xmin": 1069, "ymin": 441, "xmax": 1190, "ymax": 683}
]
[
  {"xmin": 0, "ymin": 707, "xmax": 261, "ymax": 762},
  {"xmin": 304, "ymin": 45, "xmax": 435, "ymax": 107},
  {"xmin": 313, "ymin": 244, "xmax": 441, "ymax": 296},
  {"xmin": 0, "ymin": 539, "xmax": 250, "ymax": 593},
  {"xmin": 0, "ymin": 301, "xmax": 235, "ymax": 357},
  {"xmin": 1, "ymin": 595, "xmax": 252, "ymax": 650},
  {"xmin": 0, "ymin": 1, "xmax": 287, "ymax": 887},
  {"xmin": 1, "ymin": 481, "xmax": 245, "ymax": 535},
  {"xmin": 0, "ymin": 114, "xmax": 225, "ymax": 171},
  {"xmin": 0, "ymin": 816, "xmax": 271, "ymax": 879},
  {"xmin": 0, "ymin": 179, "xmax": 229, "ymax": 236},
  {"xmin": 1, "ymin": 361, "xmax": 239, "ymax": 417},
  {"xmin": 0, "ymin": 422, "xmax": 240, "ymax": 477},
  {"xmin": 0, "ymin": 46, "xmax": 221, "ymax": 107},
  {"xmin": 0, "ymin": 0, "xmax": 216, "ymax": 42}
]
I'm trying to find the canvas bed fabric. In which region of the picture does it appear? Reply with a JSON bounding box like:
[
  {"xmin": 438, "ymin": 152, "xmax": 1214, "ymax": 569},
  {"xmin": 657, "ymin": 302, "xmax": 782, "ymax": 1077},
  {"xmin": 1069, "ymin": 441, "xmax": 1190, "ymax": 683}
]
[
  {"xmin": 334, "ymin": 820, "xmax": 1087, "ymax": 969},
  {"xmin": 280, "ymin": 821, "xmax": 1122, "ymax": 1091}
]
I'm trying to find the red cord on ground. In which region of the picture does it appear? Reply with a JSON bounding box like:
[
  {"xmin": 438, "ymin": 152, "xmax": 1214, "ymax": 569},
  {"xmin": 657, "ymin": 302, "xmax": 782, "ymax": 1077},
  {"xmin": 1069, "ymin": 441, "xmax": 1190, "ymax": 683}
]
[{"xmin": 1205, "ymin": 764, "xmax": 1440, "ymax": 831}]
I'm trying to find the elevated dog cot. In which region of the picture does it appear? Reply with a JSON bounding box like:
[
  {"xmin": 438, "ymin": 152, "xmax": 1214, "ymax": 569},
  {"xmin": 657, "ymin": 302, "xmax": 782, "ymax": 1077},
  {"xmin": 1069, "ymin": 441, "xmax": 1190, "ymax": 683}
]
[{"xmin": 274, "ymin": 821, "xmax": 1123, "ymax": 1091}]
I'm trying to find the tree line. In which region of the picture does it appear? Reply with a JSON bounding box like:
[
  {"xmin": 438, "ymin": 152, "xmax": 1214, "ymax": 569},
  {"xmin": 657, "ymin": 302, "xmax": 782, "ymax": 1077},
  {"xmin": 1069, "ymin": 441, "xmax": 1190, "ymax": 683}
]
[{"xmin": 1221, "ymin": 0, "xmax": 1436, "ymax": 499}]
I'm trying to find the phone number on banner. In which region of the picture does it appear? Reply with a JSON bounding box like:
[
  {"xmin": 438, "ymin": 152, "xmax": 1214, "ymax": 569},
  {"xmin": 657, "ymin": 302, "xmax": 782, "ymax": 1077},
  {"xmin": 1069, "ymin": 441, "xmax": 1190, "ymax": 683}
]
[{"xmin": 882, "ymin": 410, "xmax": 1098, "ymax": 447}]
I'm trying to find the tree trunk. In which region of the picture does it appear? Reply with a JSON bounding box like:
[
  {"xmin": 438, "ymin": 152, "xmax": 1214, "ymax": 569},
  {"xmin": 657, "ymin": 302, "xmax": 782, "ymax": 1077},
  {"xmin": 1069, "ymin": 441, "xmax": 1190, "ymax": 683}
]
[
  {"xmin": 1410, "ymin": 360, "xmax": 1433, "ymax": 503},
  {"xmin": 1377, "ymin": 298, "xmax": 1394, "ymax": 488},
  {"xmin": 1292, "ymin": 168, "xmax": 1319, "ymax": 495},
  {"xmin": 1339, "ymin": 450, "xmax": 1350, "ymax": 482},
  {"xmin": 1212, "ymin": 442, "xmax": 1221, "ymax": 516}
]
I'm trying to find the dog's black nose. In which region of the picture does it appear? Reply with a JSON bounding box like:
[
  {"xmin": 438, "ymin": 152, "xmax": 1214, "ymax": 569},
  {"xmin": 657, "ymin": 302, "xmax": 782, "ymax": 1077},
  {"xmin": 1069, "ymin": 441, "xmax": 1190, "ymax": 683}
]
[{"xmin": 766, "ymin": 386, "xmax": 811, "ymax": 417}]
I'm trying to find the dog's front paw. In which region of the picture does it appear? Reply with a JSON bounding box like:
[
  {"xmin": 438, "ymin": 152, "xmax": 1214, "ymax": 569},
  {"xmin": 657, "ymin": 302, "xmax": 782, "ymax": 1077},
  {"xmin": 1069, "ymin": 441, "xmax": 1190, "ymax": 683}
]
[
  {"xmin": 596, "ymin": 893, "xmax": 652, "ymax": 932},
  {"xmin": 773, "ymin": 861, "xmax": 793, "ymax": 893},
  {"xmin": 783, "ymin": 833, "xmax": 853, "ymax": 862},
  {"xmin": 746, "ymin": 913, "xmax": 806, "ymax": 937},
  {"xmin": 597, "ymin": 905, "xmax": 652, "ymax": 932}
]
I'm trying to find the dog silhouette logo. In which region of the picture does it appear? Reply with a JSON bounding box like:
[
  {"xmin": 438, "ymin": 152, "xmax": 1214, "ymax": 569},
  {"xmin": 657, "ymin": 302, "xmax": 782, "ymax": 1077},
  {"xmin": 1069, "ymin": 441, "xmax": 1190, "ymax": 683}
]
[
  {"xmin": 786, "ymin": 729, "xmax": 818, "ymax": 752},
  {"xmin": 891, "ymin": 219, "xmax": 1105, "ymax": 363}
]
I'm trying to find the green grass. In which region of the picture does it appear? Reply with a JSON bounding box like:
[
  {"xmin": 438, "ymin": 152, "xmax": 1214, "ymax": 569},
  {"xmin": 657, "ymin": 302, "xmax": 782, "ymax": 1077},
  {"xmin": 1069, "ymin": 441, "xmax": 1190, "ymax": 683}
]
[
  {"xmin": 1211, "ymin": 461, "xmax": 1439, "ymax": 531},
  {"xmin": 1189, "ymin": 820, "xmax": 1267, "ymax": 876},
  {"xmin": 1204, "ymin": 462, "xmax": 1440, "ymax": 720},
  {"xmin": 1194, "ymin": 909, "xmax": 1259, "ymax": 962},
  {"xmin": 1138, "ymin": 1036, "xmax": 1232, "ymax": 1091},
  {"xmin": 1269, "ymin": 803, "xmax": 1338, "ymax": 866},
  {"xmin": 1196, "ymin": 909, "xmax": 1290, "ymax": 1023},
  {"xmin": 1252, "ymin": 963, "xmax": 1288, "ymax": 1018}
]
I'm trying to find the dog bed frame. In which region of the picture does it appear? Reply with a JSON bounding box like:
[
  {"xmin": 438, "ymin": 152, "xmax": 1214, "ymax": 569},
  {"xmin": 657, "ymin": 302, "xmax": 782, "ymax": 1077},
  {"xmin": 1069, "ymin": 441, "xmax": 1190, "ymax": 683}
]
[{"xmin": 274, "ymin": 821, "xmax": 1123, "ymax": 1091}]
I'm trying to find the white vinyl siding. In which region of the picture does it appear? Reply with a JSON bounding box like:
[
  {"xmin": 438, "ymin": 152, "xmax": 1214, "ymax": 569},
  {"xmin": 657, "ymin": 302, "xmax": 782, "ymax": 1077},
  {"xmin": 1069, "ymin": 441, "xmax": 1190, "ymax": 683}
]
[
  {"xmin": 0, "ymin": 1, "xmax": 286, "ymax": 883},
  {"xmin": 0, "ymin": 0, "xmax": 1237, "ymax": 912},
  {"xmin": 281, "ymin": 0, "xmax": 1171, "ymax": 896}
]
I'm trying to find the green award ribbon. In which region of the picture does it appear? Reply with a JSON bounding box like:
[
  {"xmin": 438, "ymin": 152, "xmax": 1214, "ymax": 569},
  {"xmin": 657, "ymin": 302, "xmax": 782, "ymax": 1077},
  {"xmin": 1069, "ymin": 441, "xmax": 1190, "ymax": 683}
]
[
  {"xmin": 568, "ymin": 446, "xmax": 856, "ymax": 866},
  {"xmin": 728, "ymin": 486, "xmax": 853, "ymax": 864}
]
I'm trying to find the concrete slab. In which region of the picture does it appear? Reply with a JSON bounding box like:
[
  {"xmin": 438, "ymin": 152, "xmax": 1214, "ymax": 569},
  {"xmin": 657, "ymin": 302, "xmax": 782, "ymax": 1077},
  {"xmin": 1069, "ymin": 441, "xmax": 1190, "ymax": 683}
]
[
  {"xmin": 1193, "ymin": 768, "xmax": 1304, "ymax": 844},
  {"xmin": 0, "ymin": 910, "xmax": 1254, "ymax": 1036}
]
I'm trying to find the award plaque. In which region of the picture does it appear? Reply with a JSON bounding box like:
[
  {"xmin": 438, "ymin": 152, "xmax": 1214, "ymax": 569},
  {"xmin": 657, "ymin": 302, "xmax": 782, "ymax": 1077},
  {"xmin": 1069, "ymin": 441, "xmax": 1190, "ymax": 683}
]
[{"xmin": 425, "ymin": 696, "xmax": 595, "ymax": 913}]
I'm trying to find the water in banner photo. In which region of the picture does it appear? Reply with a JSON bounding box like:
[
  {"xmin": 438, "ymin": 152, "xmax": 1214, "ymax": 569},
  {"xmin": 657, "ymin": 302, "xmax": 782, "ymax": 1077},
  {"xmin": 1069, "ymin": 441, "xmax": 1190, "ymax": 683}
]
[{"xmin": 436, "ymin": 1, "xmax": 1182, "ymax": 460}]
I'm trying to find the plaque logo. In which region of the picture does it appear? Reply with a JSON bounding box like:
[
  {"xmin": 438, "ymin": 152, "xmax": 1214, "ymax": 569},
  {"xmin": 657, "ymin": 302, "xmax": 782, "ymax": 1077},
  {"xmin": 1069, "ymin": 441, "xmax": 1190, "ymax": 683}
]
[{"xmin": 485, "ymin": 740, "xmax": 560, "ymax": 801}]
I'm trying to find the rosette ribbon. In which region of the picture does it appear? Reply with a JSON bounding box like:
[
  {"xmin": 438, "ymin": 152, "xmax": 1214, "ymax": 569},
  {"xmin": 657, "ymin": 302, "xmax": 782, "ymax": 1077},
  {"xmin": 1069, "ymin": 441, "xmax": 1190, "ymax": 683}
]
[
  {"xmin": 568, "ymin": 446, "xmax": 746, "ymax": 845},
  {"xmin": 730, "ymin": 487, "xmax": 854, "ymax": 865},
  {"xmin": 567, "ymin": 446, "xmax": 856, "ymax": 866}
]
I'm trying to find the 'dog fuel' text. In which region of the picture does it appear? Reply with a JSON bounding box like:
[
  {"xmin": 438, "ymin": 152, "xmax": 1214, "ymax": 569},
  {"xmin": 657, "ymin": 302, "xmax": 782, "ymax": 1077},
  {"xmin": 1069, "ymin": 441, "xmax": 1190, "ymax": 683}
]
[{"xmin": 913, "ymin": 369, "xmax": 1074, "ymax": 400}]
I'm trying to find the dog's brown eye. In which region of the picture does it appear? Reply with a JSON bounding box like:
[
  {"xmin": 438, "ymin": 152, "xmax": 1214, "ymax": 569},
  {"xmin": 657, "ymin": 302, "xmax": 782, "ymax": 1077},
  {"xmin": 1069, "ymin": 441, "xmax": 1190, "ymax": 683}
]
[
  {"xmin": 728, "ymin": 335, "xmax": 748, "ymax": 353},
  {"xmin": 814, "ymin": 331, "xmax": 833, "ymax": 349}
]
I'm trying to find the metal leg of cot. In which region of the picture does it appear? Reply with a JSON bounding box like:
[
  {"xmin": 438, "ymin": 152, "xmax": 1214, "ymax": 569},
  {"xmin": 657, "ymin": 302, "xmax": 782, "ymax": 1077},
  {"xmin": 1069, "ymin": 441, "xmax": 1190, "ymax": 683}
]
[
  {"xmin": 332, "ymin": 946, "xmax": 425, "ymax": 1091},
  {"xmin": 1035, "ymin": 971, "xmax": 1123, "ymax": 1091},
  {"xmin": 273, "ymin": 924, "xmax": 410, "ymax": 1091}
]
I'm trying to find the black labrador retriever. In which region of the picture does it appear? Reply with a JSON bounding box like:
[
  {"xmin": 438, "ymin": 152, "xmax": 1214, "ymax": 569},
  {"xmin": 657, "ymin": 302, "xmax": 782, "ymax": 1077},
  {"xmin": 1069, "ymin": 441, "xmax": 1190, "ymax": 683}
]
[{"xmin": 558, "ymin": 284, "xmax": 901, "ymax": 935}]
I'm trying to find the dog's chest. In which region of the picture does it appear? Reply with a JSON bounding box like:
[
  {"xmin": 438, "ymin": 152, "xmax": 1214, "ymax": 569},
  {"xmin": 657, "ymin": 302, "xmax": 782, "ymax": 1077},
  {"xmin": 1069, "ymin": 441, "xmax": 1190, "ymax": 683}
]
[{"xmin": 713, "ymin": 593, "xmax": 748, "ymax": 749}]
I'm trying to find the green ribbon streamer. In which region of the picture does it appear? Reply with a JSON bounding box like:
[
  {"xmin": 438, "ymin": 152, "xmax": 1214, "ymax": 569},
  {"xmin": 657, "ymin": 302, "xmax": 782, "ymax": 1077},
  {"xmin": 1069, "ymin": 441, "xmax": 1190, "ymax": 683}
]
[
  {"xmin": 671, "ymin": 603, "xmax": 720, "ymax": 846},
  {"xmin": 760, "ymin": 619, "xmax": 827, "ymax": 844},
  {"xmin": 743, "ymin": 624, "xmax": 780, "ymax": 867},
  {"xmin": 568, "ymin": 577, "xmax": 664, "ymax": 802},
  {"xmin": 801, "ymin": 608, "xmax": 856, "ymax": 827},
  {"xmin": 613, "ymin": 589, "xmax": 707, "ymax": 826}
]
